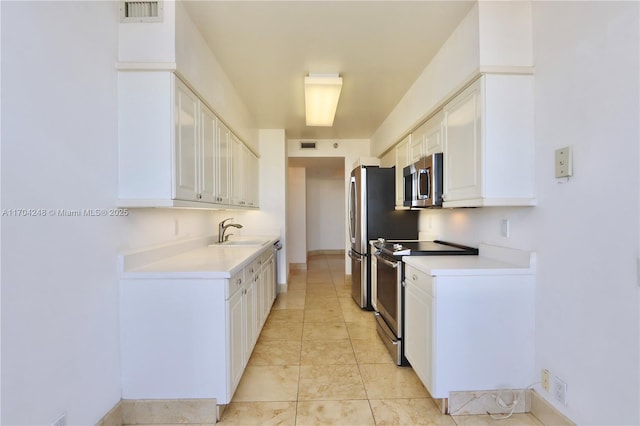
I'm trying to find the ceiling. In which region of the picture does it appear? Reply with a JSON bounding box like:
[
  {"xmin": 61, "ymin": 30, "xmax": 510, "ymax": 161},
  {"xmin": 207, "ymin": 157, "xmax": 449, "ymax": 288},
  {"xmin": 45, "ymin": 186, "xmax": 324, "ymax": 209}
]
[{"xmin": 182, "ymin": 1, "xmax": 475, "ymax": 141}]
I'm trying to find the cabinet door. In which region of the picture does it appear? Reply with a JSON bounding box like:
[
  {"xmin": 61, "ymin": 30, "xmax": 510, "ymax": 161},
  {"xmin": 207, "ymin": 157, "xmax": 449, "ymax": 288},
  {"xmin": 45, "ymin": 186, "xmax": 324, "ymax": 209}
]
[
  {"xmin": 443, "ymin": 81, "xmax": 482, "ymax": 203},
  {"xmin": 404, "ymin": 281, "xmax": 433, "ymax": 394},
  {"xmin": 174, "ymin": 80, "xmax": 200, "ymax": 201},
  {"xmin": 424, "ymin": 111, "xmax": 443, "ymax": 156},
  {"xmin": 254, "ymin": 271, "xmax": 265, "ymax": 332},
  {"xmin": 246, "ymin": 150, "xmax": 259, "ymax": 208},
  {"xmin": 199, "ymin": 105, "xmax": 217, "ymax": 203},
  {"xmin": 394, "ymin": 135, "xmax": 410, "ymax": 207},
  {"xmin": 231, "ymin": 134, "xmax": 246, "ymax": 206},
  {"xmin": 216, "ymin": 122, "xmax": 231, "ymax": 204},
  {"xmin": 244, "ymin": 280, "xmax": 257, "ymax": 359},
  {"xmin": 410, "ymin": 124, "xmax": 426, "ymax": 163},
  {"xmin": 266, "ymin": 256, "xmax": 275, "ymax": 311},
  {"xmin": 228, "ymin": 288, "xmax": 244, "ymax": 395},
  {"xmin": 261, "ymin": 255, "xmax": 274, "ymax": 325}
]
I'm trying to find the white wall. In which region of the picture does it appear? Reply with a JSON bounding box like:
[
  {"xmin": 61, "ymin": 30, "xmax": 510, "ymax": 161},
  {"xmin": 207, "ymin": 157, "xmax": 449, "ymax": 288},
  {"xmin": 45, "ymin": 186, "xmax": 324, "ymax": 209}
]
[
  {"xmin": 118, "ymin": 0, "xmax": 175, "ymax": 63},
  {"xmin": 412, "ymin": 2, "xmax": 639, "ymax": 424},
  {"xmin": 253, "ymin": 129, "xmax": 288, "ymax": 284},
  {"xmin": 528, "ymin": 3, "xmax": 638, "ymax": 423},
  {"xmin": 287, "ymin": 167, "xmax": 307, "ymax": 264},
  {"xmin": 1, "ymin": 3, "xmax": 123, "ymax": 423},
  {"xmin": 306, "ymin": 173, "xmax": 345, "ymax": 252}
]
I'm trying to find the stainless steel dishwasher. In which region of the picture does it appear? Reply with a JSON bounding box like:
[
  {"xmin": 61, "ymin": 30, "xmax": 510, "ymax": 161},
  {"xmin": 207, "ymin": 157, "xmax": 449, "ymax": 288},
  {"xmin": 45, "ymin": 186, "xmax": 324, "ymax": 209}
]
[{"xmin": 273, "ymin": 240, "xmax": 282, "ymax": 298}]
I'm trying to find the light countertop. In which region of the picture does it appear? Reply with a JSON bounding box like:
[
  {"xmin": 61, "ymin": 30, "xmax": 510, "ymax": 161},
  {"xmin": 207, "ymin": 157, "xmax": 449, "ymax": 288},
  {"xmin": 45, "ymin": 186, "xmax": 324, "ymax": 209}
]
[
  {"xmin": 119, "ymin": 235, "xmax": 279, "ymax": 279},
  {"xmin": 403, "ymin": 243, "xmax": 535, "ymax": 276}
]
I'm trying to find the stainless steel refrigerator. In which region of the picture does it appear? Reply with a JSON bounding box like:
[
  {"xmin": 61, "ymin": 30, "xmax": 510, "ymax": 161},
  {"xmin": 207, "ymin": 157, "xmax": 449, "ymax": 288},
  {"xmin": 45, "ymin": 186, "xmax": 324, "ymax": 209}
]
[{"xmin": 348, "ymin": 165, "xmax": 419, "ymax": 309}]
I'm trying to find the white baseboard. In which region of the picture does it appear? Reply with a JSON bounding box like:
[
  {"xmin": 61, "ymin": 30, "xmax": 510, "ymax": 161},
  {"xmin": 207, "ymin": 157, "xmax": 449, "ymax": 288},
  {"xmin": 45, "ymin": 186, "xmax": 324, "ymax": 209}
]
[{"xmin": 531, "ymin": 390, "xmax": 575, "ymax": 426}]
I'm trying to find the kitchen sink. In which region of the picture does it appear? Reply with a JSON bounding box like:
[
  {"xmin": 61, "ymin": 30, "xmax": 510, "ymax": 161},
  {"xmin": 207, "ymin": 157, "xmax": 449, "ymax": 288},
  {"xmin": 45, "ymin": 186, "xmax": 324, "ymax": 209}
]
[{"xmin": 210, "ymin": 239, "xmax": 270, "ymax": 247}]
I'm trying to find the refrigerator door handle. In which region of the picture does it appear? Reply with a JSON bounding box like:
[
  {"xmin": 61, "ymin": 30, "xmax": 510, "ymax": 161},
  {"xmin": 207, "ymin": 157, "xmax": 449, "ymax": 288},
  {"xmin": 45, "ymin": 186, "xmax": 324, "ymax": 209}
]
[
  {"xmin": 348, "ymin": 176, "xmax": 357, "ymax": 245},
  {"xmin": 348, "ymin": 250, "xmax": 362, "ymax": 262}
]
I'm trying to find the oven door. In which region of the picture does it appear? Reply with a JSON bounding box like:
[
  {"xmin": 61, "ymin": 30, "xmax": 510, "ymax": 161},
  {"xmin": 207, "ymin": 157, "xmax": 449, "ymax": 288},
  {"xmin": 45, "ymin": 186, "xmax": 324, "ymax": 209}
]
[{"xmin": 374, "ymin": 250, "xmax": 402, "ymax": 337}]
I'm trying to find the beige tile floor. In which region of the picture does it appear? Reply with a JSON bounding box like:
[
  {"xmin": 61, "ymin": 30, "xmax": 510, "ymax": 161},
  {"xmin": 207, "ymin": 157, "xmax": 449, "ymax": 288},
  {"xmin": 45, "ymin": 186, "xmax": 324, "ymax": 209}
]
[{"xmin": 217, "ymin": 253, "xmax": 545, "ymax": 426}]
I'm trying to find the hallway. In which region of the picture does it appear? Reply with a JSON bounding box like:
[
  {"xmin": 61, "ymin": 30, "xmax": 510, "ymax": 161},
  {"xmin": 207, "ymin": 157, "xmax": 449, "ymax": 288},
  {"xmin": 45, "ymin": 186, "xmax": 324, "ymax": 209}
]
[{"xmin": 218, "ymin": 253, "xmax": 544, "ymax": 425}]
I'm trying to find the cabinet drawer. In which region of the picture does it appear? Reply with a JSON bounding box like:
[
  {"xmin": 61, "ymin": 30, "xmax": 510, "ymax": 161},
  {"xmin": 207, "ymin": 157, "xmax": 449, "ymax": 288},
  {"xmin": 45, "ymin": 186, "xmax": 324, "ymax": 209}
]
[
  {"xmin": 404, "ymin": 264, "xmax": 434, "ymax": 296},
  {"xmin": 228, "ymin": 270, "xmax": 245, "ymax": 299},
  {"xmin": 246, "ymin": 258, "xmax": 261, "ymax": 279},
  {"xmin": 259, "ymin": 251, "xmax": 271, "ymax": 267}
]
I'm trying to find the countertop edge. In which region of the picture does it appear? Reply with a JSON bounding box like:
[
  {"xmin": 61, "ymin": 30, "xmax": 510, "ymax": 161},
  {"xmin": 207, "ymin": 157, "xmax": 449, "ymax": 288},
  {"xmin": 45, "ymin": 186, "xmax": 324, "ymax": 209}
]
[
  {"xmin": 118, "ymin": 235, "xmax": 280, "ymax": 279},
  {"xmin": 403, "ymin": 244, "xmax": 535, "ymax": 276}
]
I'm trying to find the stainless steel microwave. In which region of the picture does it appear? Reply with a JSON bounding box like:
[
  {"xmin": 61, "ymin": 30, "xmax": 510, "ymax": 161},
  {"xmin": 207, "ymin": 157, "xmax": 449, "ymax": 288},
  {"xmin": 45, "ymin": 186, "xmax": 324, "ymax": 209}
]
[{"xmin": 403, "ymin": 153, "xmax": 443, "ymax": 208}]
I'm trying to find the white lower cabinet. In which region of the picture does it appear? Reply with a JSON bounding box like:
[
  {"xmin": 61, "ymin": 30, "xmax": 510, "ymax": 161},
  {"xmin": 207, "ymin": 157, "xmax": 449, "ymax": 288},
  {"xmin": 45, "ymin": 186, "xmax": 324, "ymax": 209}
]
[
  {"xmin": 403, "ymin": 266, "xmax": 433, "ymax": 392},
  {"xmin": 120, "ymin": 247, "xmax": 276, "ymax": 404},
  {"xmin": 403, "ymin": 262, "xmax": 535, "ymax": 399},
  {"xmin": 227, "ymin": 271, "xmax": 245, "ymax": 394}
]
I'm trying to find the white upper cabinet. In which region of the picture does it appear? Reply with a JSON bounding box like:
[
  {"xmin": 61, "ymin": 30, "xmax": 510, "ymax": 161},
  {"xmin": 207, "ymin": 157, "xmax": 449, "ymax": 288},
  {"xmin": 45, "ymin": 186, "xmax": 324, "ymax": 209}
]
[
  {"xmin": 394, "ymin": 135, "xmax": 411, "ymax": 207},
  {"xmin": 174, "ymin": 78, "xmax": 220, "ymax": 203},
  {"xmin": 216, "ymin": 121, "xmax": 231, "ymax": 205},
  {"xmin": 442, "ymin": 74, "xmax": 535, "ymax": 207},
  {"xmin": 118, "ymin": 71, "xmax": 258, "ymax": 209},
  {"xmin": 174, "ymin": 81, "xmax": 200, "ymax": 201},
  {"xmin": 424, "ymin": 111, "xmax": 444, "ymax": 156},
  {"xmin": 231, "ymin": 134, "xmax": 246, "ymax": 206},
  {"xmin": 408, "ymin": 128, "xmax": 424, "ymax": 163},
  {"xmin": 245, "ymin": 149, "xmax": 259, "ymax": 208},
  {"xmin": 199, "ymin": 104, "xmax": 218, "ymax": 203},
  {"xmin": 442, "ymin": 81, "xmax": 482, "ymax": 204}
]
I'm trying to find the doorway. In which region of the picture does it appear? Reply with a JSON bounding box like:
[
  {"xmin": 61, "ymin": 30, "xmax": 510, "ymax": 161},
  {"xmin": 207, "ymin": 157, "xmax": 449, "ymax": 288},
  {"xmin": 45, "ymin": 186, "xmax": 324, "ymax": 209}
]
[{"xmin": 287, "ymin": 157, "xmax": 345, "ymax": 269}]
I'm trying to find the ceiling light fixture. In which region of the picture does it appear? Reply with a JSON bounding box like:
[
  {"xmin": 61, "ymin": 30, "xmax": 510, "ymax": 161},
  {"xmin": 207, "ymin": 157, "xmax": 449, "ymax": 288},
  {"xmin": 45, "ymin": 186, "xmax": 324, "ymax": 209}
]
[{"xmin": 304, "ymin": 73, "xmax": 342, "ymax": 127}]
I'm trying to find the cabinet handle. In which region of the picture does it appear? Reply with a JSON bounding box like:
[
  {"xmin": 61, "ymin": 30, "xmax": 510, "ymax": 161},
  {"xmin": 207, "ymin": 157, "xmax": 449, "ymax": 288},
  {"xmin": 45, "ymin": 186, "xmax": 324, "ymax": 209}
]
[
  {"xmin": 412, "ymin": 274, "xmax": 418, "ymax": 281},
  {"xmin": 402, "ymin": 281, "xmax": 406, "ymax": 288}
]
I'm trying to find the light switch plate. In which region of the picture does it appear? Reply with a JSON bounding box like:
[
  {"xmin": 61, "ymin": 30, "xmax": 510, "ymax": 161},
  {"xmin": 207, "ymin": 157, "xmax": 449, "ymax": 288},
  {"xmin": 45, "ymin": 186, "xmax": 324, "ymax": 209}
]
[{"xmin": 555, "ymin": 147, "xmax": 573, "ymax": 178}]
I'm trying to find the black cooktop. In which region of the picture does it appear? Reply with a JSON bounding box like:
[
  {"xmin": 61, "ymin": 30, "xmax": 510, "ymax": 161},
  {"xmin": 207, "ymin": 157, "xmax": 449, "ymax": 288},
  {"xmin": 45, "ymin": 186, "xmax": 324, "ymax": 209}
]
[{"xmin": 375, "ymin": 239, "xmax": 478, "ymax": 257}]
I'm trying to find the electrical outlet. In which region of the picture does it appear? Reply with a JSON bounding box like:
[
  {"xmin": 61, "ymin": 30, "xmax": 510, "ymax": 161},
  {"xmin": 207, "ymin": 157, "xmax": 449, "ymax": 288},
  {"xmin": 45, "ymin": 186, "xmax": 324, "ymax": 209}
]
[
  {"xmin": 541, "ymin": 369, "xmax": 550, "ymax": 391},
  {"xmin": 551, "ymin": 375, "xmax": 568, "ymax": 406},
  {"xmin": 555, "ymin": 147, "xmax": 573, "ymax": 178},
  {"xmin": 500, "ymin": 219, "xmax": 510, "ymax": 237}
]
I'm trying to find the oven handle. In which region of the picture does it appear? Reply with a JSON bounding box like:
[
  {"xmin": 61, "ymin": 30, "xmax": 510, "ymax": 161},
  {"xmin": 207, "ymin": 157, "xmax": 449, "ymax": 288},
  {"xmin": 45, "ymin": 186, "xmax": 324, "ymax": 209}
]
[{"xmin": 374, "ymin": 251, "xmax": 399, "ymax": 269}]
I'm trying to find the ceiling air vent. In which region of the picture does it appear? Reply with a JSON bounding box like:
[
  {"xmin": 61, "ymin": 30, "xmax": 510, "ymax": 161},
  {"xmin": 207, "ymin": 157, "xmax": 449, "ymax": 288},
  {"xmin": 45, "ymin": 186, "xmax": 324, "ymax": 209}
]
[
  {"xmin": 120, "ymin": 1, "xmax": 163, "ymax": 23},
  {"xmin": 300, "ymin": 141, "xmax": 317, "ymax": 149}
]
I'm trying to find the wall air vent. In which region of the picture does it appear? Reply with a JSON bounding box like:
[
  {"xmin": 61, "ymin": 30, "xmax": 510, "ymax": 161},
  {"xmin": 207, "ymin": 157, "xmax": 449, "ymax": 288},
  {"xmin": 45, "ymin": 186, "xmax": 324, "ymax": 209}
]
[
  {"xmin": 120, "ymin": 1, "xmax": 163, "ymax": 23},
  {"xmin": 300, "ymin": 141, "xmax": 317, "ymax": 149}
]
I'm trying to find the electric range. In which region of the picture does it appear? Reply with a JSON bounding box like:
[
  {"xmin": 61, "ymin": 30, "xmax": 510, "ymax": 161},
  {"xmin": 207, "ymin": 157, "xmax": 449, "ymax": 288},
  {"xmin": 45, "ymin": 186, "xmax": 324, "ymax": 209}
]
[{"xmin": 371, "ymin": 239, "xmax": 478, "ymax": 365}]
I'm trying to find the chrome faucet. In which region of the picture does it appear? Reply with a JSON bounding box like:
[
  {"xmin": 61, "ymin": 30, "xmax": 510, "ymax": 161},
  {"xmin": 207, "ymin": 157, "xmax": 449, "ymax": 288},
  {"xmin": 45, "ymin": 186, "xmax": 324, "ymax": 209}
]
[{"xmin": 218, "ymin": 217, "xmax": 243, "ymax": 243}]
